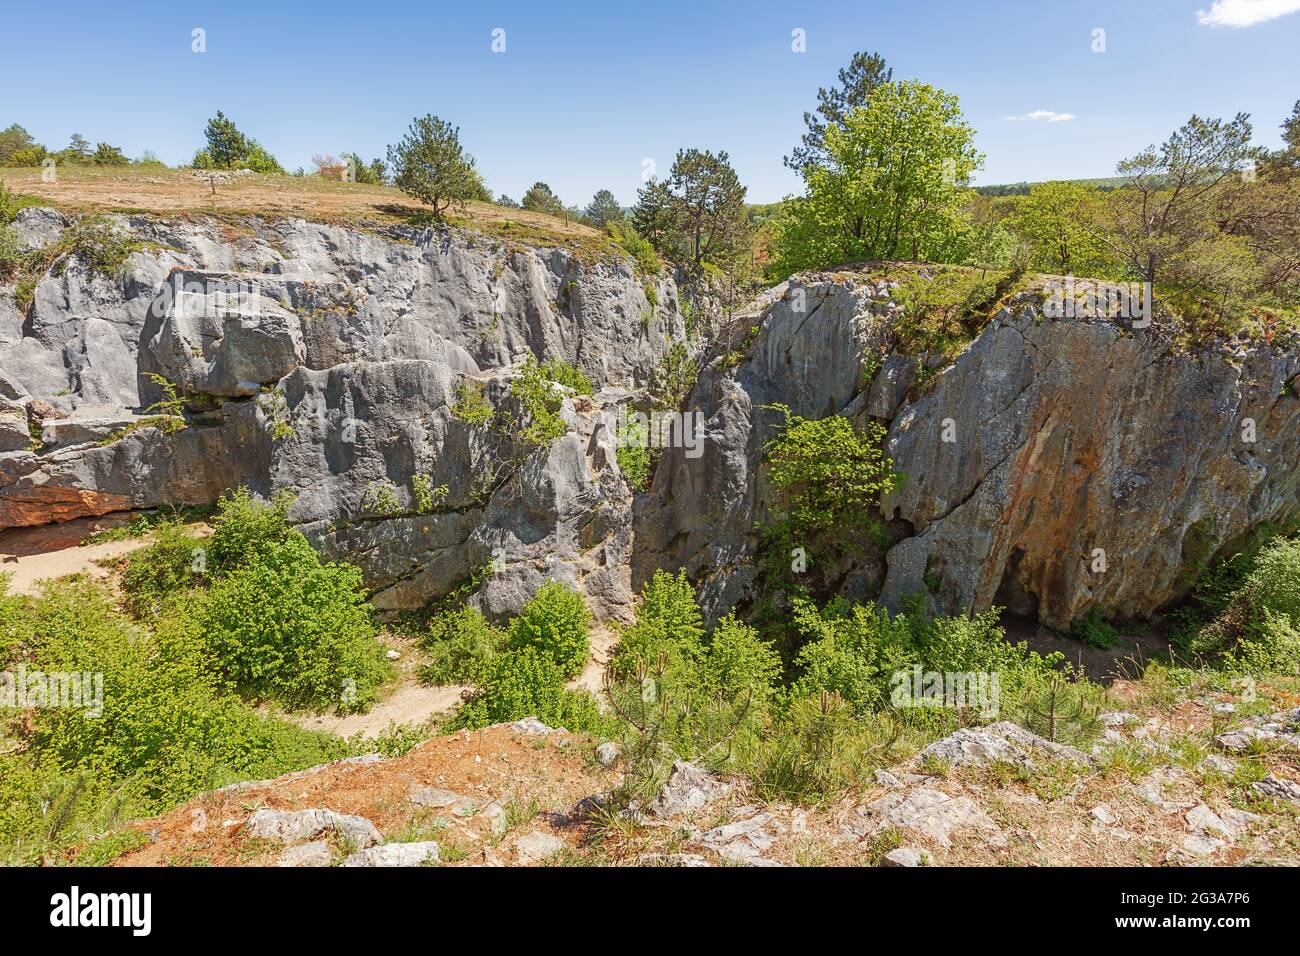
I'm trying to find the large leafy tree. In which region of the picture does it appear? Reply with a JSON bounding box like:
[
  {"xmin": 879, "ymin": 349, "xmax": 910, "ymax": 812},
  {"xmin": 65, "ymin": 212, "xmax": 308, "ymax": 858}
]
[
  {"xmin": 1005, "ymin": 181, "xmax": 1115, "ymax": 276},
  {"xmin": 785, "ymin": 51, "xmax": 892, "ymax": 175},
  {"xmin": 770, "ymin": 80, "xmax": 982, "ymax": 276},
  {"xmin": 387, "ymin": 114, "xmax": 484, "ymax": 219}
]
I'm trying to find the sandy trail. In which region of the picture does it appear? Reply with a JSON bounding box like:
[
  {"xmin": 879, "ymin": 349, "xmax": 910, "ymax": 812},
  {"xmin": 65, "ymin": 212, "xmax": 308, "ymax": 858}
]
[{"xmin": 0, "ymin": 514, "xmax": 151, "ymax": 595}]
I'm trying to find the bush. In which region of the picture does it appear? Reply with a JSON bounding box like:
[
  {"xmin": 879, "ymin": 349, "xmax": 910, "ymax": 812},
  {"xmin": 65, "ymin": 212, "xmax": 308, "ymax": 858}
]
[
  {"xmin": 698, "ymin": 614, "xmax": 782, "ymax": 705},
  {"xmin": 59, "ymin": 216, "xmax": 139, "ymax": 278},
  {"xmin": 420, "ymin": 606, "xmax": 506, "ymax": 684},
  {"xmin": 195, "ymin": 533, "xmax": 387, "ymax": 711},
  {"xmin": 508, "ymin": 580, "xmax": 591, "ymax": 678},
  {"xmin": 606, "ymin": 219, "xmax": 661, "ymax": 275},
  {"xmin": 16, "ymin": 581, "xmax": 354, "ymax": 819},
  {"xmin": 615, "ymin": 407, "xmax": 651, "ymax": 491},
  {"xmin": 452, "ymin": 645, "xmax": 608, "ymax": 733},
  {"xmin": 611, "ymin": 569, "xmax": 705, "ymax": 677},
  {"xmin": 542, "ymin": 358, "xmax": 593, "ymax": 396},
  {"xmin": 789, "ymin": 599, "xmax": 918, "ymax": 715},
  {"xmin": 759, "ymin": 405, "xmax": 898, "ymax": 569},
  {"xmin": 206, "ymin": 487, "xmax": 293, "ymax": 574},
  {"xmin": 121, "ymin": 520, "xmax": 206, "ymax": 617},
  {"xmin": 509, "ymin": 356, "xmax": 568, "ymax": 446}
]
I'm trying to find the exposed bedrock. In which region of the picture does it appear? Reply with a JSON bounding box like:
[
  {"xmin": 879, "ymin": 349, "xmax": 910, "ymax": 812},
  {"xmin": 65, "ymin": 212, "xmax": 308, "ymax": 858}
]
[{"xmin": 3, "ymin": 208, "xmax": 1297, "ymax": 628}]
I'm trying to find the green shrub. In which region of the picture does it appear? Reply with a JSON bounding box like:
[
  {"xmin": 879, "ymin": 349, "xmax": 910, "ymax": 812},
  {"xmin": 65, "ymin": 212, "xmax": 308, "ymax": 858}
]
[
  {"xmin": 452, "ymin": 645, "xmax": 607, "ymax": 732},
  {"xmin": 206, "ymin": 487, "xmax": 293, "ymax": 574},
  {"xmin": 615, "ymin": 407, "xmax": 651, "ymax": 491},
  {"xmin": 760, "ymin": 404, "xmax": 898, "ymax": 565},
  {"xmin": 508, "ymin": 580, "xmax": 591, "ymax": 678},
  {"xmin": 611, "ymin": 569, "xmax": 705, "ymax": 677},
  {"xmin": 420, "ymin": 606, "xmax": 506, "ymax": 684},
  {"xmin": 59, "ymin": 216, "xmax": 140, "ymax": 279},
  {"xmin": 789, "ymin": 599, "xmax": 918, "ymax": 715},
  {"xmin": 698, "ymin": 614, "xmax": 782, "ymax": 705},
  {"xmin": 753, "ymin": 692, "xmax": 881, "ymax": 804},
  {"xmin": 606, "ymin": 220, "xmax": 661, "ymax": 275},
  {"xmin": 1067, "ymin": 608, "xmax": 1120, "ymax": 649},
  {"xmin": 510, "ymin": 356, "xmax": 568, "ymax": 446},
  {"xmin": 542, "ymin": 358, "xmax": 593, "ymax": 396},
  {"xmin": 0, "ymin": 224, "xmax": 20, "ymax": 280},
  {"xmin": 450, "ymin": 378, "xmax": 495, "ymax": 426},
  {"xmin": 18, "ymin": 581, "xmax": 354, "ymax": 818},
  {"xmin": 122, "ymin": 520, "xmax": 205, "ymax": 617},
  {"xmin": 195, "ymin": 533, "xmax": 387, "ymax": 711}
]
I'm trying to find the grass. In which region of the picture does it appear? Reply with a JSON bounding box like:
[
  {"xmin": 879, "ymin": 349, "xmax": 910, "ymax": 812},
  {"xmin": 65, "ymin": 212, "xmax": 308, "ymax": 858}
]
[{"xmin": 0, "ymin": 166, "xmax": 627, "ymax": 264}]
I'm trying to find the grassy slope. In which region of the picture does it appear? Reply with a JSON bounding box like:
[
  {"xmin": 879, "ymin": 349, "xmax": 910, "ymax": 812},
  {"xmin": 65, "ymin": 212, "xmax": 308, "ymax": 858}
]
[{"xmin": 0, "ymin": 166, "xmax": 624, "ymax": 262}]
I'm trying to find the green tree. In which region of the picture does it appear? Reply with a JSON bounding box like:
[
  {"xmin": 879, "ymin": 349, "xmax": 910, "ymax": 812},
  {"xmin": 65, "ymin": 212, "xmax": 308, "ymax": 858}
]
[
  {"xmin": 194, "ymin": 111, "xmax": 284, "ymax": 173},
  {"xmin": 785, "ymin": 50, "xmax": 893, "ymax": 175},
  {"xmin": 630, "ymin": 177, "xmax": 674, "ymax": 250},
  {"xmin": 666, "ymin": 148, "xmax": 750, "ymax": 271},
  {"xmin": 0, "ymin": 124, "xmax": 40, "ymax": 165},
  {"xmin": 91, "ymin": 142, "xmax": 130, "ymax": 166},
  {"xmin": 340, "ymin": 151, "xmax": 387, "ymax": 184},
  {"xmin": 521, "ymin": 181, "xmax": 566, "ymax": 217},
  {"xmin": 1094, "ymin": 113, "xmax": 1263, "ymax": 289},
  {"xmin": 387, "ymin": 114, "xmax": 484, "ymax": 219},
  {"xmin": 769, "ymin": 80, "xmax": 982, "ymax": 276},
  {"xmin": 584, "ymin": 188, "xmax": 624, "ymax": 227},
  {"xmin": 1005, "ymin": 181, "xmax": 1115, "ymax": 276}
]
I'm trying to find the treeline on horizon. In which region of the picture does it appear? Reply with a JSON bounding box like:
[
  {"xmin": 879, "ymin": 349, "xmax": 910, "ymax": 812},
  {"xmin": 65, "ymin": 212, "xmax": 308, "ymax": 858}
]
[{"xmin": 3, "ymin": 49, "xmax": 1299, "ymax": 332}]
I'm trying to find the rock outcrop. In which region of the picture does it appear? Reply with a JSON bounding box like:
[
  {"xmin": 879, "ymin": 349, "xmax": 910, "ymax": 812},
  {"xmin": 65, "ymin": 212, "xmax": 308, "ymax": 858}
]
[
  {"xmin": 638, "ymin": 271, "xmax": 1300, "ymax": 628},
  {"xmin": 4, "ymin": 210, "xmax": 1298, "ymax": 629},
  {"xmin": 1, "ymin": 210, "xmax": 681, "ymax": 621}
]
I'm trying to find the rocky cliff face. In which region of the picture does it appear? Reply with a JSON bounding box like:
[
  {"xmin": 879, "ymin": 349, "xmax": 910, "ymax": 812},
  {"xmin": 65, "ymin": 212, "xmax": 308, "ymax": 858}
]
[
  {"xmin": 0, "ymin": 208, "xmax": 681, "ymax": 621},
  {"xmin": 4, "ymin": 212, "xmax": 1298, "ymax": 629},
  {"xmin": 638, "ymin": 271, "xmax": 1300, "ymax": 628}
]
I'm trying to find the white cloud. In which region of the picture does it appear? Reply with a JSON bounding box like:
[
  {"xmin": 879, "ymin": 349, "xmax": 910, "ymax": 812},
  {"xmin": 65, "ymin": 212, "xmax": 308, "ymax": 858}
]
[
  {"xmin": 1197, "ymin": 0, "xmax": 1300, "ymax": 27},
  {"xmin": 1004, "ymin": 111, "xmax": 1077, "ymax": 123}
]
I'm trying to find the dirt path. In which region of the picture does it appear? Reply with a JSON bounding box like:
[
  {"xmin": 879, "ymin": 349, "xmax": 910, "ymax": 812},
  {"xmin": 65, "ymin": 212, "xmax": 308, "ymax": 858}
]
[{"xmin": 0, "ymin": 514, "xmax": 150, "ymax": 595}]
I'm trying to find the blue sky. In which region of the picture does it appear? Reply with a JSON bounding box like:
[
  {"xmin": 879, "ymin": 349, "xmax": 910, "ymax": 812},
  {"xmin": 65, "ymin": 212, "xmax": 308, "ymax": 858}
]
[{"xmin": 2, "ymin": 0, "xmax": 1298, "ymax": 204}]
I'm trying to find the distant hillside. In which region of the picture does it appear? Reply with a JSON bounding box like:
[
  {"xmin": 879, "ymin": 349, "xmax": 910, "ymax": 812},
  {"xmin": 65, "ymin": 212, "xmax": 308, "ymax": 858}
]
[{"xmin": 975, "ymin": 175, "xmax": 1134, "ymax": 196}]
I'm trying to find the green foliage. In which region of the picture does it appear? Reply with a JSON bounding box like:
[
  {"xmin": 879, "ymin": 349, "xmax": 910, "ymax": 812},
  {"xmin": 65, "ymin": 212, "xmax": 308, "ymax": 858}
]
[
  {"xmin": 784, "ymin": 50, "xmax": 893, "ymax": 175},
  {"xmin": 508, "ymin": 580, "xmax": 591, "ymax": 679},
  {"xmin": 891, "ymin": 267, "xmax": 1017, "ymax": 357},
  {"xmin": 451, "ymin": 645, "xmax": 608, "ymax": 733},
  {"xmin": 1013, "ymin": 671, "xmax": 1103, "ymax": 745},
  {"xmin": 542, "ymin": 358, "xmax": 593, "ymax": 396},
  {"xmin": 60, "ymin": 216, "xmax": 140, "ymax": 278},
  {"xmin": 649, "ymin": 341, "xmax": 696, "ymax": 411},
  {"xmin": 420, "ymin": 606, "xmax": 506, "ymax": 684},
  {"xmin": 521, "ymin": 181, "xmax": 566, "ymax": 218},
  {"xmin": 770, "ymin": 80, "xmax": 982, "ymax": 277},
  {"xmin": 10, "ymin": 581, "xmax": 354, "ymax": 824},
  {"xmin": 195, "ymin": 533, "xmax": 387, "ymax": 711},
  {"xmin": 193, "ymin": 111, "xmax": 284, "ymax": 174},
  {"xmin": 584, "ymin": 189, "xmax": 624, "ymax": 227},
  {"xmin": 206, "ymin": 487, "xmax": 293, "ymax": 574},
  {"xmin": 1067, "ymin": 608, "xmax": 1121, "ymax": 650},
  {"xmin": 362, "ymin": 478, "xmax": 402, "ymax": 516},
  {"xmin": 788, "ymin": 599, "xmax": 918, "ymax": 715},
  {"xmin": 387, "ymin": 114, "xmax": 484, "ymax": 219},
  {"xmin": 450, "ymin": 377, "xmax": 496, "ymax": 426},
  {"xmin": 615, "ymin": 407, "xmax": 651, "ymax": 492},
  {"xmin": 1004, "ymin": 181, "xmax": 1117, "ymax": 276},
  {"xmin": 761, "ymin": 404, "xmax": 898, "ymax": 547},
  {"xmin": 122, "ymin": 521, "xmax": 205, "ymax": 618},
  {"xmin": 509, "ymin": 356, "xmax": 569, "ymax": 446},
  {"xmin": 610, "ymin": 569, "xmax": 706, "ymax": 677},
  {"xmin": 753, "ymin": 692, "xmax": 884, "ymax": 803},
  {"xmin": 410, "ymin": 474, "xmax": 447, "ymax": 515},
  {"xmin": 606, "ymin": 219, "xmax": 662, "ymax": 275}
]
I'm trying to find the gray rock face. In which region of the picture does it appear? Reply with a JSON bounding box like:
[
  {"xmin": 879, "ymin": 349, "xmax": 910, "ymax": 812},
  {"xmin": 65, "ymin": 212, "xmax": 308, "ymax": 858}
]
[
  {"xmin": 0, "ymin": 211, "xmax": 681, "ymax": 620},
  {"xmin": 7, "ymin": 216, "xmax": 1297, "ymax": 630},
  {"xmin": 639, "ymin": 272, "xmax": 1300, "ymax": 628}
]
